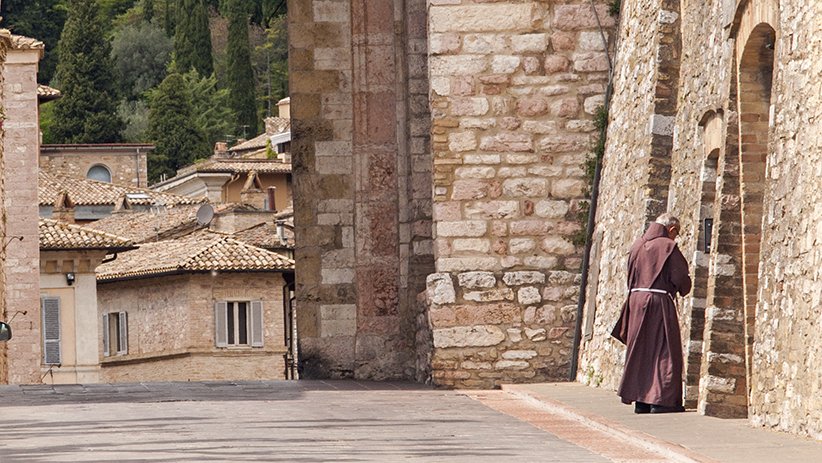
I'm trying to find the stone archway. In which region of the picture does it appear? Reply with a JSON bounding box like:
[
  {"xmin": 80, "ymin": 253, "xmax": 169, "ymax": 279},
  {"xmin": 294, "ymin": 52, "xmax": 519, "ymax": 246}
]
[{"xmin": 737, "ymin": 19, "xmax": 776, "ymax": 408}]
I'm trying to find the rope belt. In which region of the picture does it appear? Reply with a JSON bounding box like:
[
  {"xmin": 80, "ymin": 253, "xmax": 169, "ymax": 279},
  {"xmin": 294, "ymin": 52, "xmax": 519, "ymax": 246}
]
[{"xmin": 630, "ymin": 288, "xmax": 668, "ymax": 294}]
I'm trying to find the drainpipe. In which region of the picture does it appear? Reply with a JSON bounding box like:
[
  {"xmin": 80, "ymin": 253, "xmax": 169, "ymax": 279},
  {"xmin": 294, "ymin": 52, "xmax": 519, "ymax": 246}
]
[
  {"xmin": 136, "ymin": 148, "xmax": 141, "ymax": 188},
  {"xmin": 569, "ymin": 0, "xmax": 617, "ymax": 382}
]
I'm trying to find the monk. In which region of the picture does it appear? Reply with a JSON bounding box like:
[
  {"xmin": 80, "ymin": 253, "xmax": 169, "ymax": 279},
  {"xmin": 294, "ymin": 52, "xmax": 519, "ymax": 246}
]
[{"xmin": 612, "ymin": 213, "xmax": 691, "ymax": 414}]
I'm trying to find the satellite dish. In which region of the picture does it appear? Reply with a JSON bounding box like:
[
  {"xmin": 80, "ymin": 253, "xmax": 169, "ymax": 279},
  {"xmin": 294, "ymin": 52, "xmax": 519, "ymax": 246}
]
[{"xmin": 196, "ymin": 204, "xmax": 214, "ymax": 226}]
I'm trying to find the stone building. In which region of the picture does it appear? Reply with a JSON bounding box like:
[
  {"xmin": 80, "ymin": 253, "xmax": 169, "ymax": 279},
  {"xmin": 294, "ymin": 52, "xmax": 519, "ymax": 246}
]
[
  {"xmin": 290, "ymin": 0, "xmax": 613, "ymax": 384},
  {"xmin": 96, "ymin": 232, "xmax": 295, "ymax": 382},
  {"xmin": 574, "ymin": 0, "xmax": 822, "ymax": 441},
  {"xmin": 39, "ymin": 144, "xmax": 152, "ymax": 188}
]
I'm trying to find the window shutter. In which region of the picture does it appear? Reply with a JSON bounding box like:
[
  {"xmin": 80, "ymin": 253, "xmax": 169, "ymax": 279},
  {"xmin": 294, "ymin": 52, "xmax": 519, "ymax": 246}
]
[
  {"xmin": 215, "ymin": 302, "xmax": 228, "ymax": 347},
  {"xmin": 250, "ymin": 301, "xmax": 264, "ymax": 347},
  {"xmin": 41, "ymin": 297, "xmax": 61, "ymax": 365},
  {"xmin": 102, "ymin": 313, "xmax": 110, "ymax": 357},
  {"xmin": 119, "ymin": 312, "xmax": 128, "ymax": 355}
]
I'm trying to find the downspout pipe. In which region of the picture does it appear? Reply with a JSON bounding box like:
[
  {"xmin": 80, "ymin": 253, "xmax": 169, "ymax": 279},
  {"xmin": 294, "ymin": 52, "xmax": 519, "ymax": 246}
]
[{"xmin": 569, "ymin": 0, "xmax": 617, "ymax": 382}]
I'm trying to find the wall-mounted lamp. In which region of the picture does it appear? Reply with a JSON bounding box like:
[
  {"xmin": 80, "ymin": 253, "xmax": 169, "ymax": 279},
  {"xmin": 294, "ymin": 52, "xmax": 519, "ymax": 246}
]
[{"xmin": 66, "ymin": 272, "xmax": 75, "ymax": 286}]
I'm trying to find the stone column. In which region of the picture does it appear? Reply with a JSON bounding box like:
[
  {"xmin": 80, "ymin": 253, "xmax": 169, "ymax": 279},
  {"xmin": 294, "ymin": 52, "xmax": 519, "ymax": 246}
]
[{"xmin": 2, "ymin": 34, "xmax": 40, "ymax": 385}]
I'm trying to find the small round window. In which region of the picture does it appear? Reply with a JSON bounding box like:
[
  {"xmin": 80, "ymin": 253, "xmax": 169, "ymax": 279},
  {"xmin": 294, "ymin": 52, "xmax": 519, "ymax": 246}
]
[{"xmin": 87, "ymin": 165, "xmax": 112, "ymax": 183}]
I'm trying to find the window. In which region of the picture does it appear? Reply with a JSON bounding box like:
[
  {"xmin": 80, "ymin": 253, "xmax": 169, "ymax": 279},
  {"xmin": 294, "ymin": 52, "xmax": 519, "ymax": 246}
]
[
  {"xmin": 87, "ymin": 165, "xmax": 112, "ymax": 183},
  {"xmin": 103, "ymin": 312, "xmax": 128, "ymax": 356},
  {"xmin": 41, "ymin": 297, "xmax": 61, "ymax": 365},
  {"xmin": 215, "ymin": 301, "xmax": 263, "ymax": 348}
]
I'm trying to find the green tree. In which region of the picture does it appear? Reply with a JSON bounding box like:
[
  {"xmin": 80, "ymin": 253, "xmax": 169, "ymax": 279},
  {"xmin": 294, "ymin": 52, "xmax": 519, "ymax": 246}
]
[
  {"xmin": 50, "ymin": 0, "xmax": 123, "ymax": 143},
  {"xmin": 182, "ymin": 69, "xmax": 233, "ymax": 148},
  {"xmin": 142, "ymin": 0, "xmax": 155, "ymax": 22},
  {"xmin": 252, "ymin": 14, "xmax": 287, "ymax": 117},
  {"xmin": 175, "ymin": 0, "xmax": 213, "ymax": 77},
  {"xmin": 2, "ymin": 0, "xmax": 67, "ymax": 85},
  {"xmin": 226, "ymin": 0, "xmax": 257, "ymax": 135},
  {"xmin": 146, "ymin": 73, "xmax": 211, "ymax": 183},
  {"xmin": 111, "ymin": 19, "xmax": 173, "ymax": 100}
]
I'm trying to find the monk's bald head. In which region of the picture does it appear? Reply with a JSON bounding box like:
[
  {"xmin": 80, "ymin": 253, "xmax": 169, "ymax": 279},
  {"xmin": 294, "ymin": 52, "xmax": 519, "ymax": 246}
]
[{"xmin": 656, "ymin": 213, "xmax": 680, "ymax": 239}]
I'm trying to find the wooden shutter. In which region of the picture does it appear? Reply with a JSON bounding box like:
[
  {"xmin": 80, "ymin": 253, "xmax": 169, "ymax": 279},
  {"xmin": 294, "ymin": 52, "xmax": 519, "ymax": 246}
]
[
  {"xmin": 250, "ymin": 301, "xmax": 264, "ymax": 347},
  {"xmin": 118, "ymin": 312, "xmax": 128, "ymax": 355},
  {"xmin": 102, "ymin": 313, "xmax": 110, "ymax": 357},
  {"xmin": 41, "ymin": 297, "xmax": 61, "ymax": 365},
  {"xmin": 215, "ymin": 302, "xmax": 228, "ymax": 347}
]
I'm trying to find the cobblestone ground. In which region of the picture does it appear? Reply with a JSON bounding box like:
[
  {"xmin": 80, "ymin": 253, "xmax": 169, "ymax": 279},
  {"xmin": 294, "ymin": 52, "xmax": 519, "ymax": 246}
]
[{"xmin": 0, "ymin": 380, "xmax": 609, "ymax": 463}]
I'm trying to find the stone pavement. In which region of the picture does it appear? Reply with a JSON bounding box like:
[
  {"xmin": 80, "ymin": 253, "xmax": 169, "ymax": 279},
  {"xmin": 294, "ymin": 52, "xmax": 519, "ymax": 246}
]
[
  {"xmin": 2, "ymin": 380, "xmax": 822, "ymax": 462},
  {"xmin": 503, "ymin": 382, "xmax": 822, "ymax": 463},
  {"xmin": 0, "ymin": 380, "xmax": 608, "ymax": 463}
]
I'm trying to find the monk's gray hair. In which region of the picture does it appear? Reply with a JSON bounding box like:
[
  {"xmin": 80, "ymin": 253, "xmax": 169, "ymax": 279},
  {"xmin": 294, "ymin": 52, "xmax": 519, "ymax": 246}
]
[{"xmin": 655, "ymin": 213, "xmax": 680, "ymax": 229}]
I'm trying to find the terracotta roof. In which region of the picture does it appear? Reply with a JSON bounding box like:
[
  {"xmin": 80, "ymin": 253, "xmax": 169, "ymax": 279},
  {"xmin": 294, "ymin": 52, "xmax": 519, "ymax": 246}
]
[
  {"xmin": 40, "ymin": 171, "xmax": 203, "ymax": 207},
  {"xmin": 11, "ymin": 35, "xmax": 44, "ymax": 51},
  {"xmin": 37, "ymin": 85, "xmax": 62, "ymax": 102},
  {"xmin": 97, "ymin": 233, "xmax": 294, "ymax": 281},
  {"xmin": 265, "ymin": 117, "xmax": 291, "ymax": 134},
  {"xmin": 174, "ymin": 158, "xmax": 291, "ymax": 177},
  {"xmin": 40, "ymin": 218, "xmax": 135, "ymax": 251},
  {"xmin": 231, "ymin": 222, "xmax": 292, "ymax": 249},
  {"xmin": 85, "ymin": 203, "xmax": 243, "ymax": 243}
]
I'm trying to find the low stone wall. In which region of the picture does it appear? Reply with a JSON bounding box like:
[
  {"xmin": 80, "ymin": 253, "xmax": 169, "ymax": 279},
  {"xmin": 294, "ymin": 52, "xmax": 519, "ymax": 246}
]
[
  {"xmin": 427, "ymin": 270, "xmax": 580, "ymax": 387},
  {"xmin": 102, "ymin": 350, "xmax": 287, "ymax": 382}
]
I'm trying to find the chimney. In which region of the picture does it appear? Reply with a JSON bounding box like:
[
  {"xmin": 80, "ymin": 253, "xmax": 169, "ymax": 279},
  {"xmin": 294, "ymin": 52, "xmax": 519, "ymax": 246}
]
[
  {"xmin": 267, "ymin": 186, "xmax": 277, "ymax": 212},
  {"xmin": 214, "ymin": 142, "xmax": 228, "ymax": 157},
  {"xmin": 277, "ymin": 97, "xmax": 290, "ymax": 119},
  {"xmin": 52, "ymin": 191, "xmax": 75, "ymax": 224}
]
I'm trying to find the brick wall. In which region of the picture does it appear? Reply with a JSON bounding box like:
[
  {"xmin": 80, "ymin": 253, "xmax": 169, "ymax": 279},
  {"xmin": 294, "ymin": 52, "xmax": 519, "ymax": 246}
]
[
  {"xmin": 98, "ymin": 272, "xmax": 289, "ymax": 382},
  {"xmin": 426, "ymin": 1, "xmax": 614, "ymax": 387}
]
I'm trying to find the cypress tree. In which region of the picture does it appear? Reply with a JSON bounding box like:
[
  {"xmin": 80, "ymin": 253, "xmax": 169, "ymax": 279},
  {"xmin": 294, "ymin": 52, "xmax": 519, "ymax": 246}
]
[
  {"xmin": 226, "ymin": 0, "xmax": 258, "ymax": 136},
  {"xmin": 146, "ymin": 73, "xmax": 212, "ymax": 183},
  {"xmin": 50, "ymin": 0, "xmax": 123, "ymax": 144},
  {"xmin": 143, "ymin": 0, "xmax": 155, "ymax": 22},
  {"xmin": 175, "ymin": 0, "xmax": 213, "ymax": 77}
]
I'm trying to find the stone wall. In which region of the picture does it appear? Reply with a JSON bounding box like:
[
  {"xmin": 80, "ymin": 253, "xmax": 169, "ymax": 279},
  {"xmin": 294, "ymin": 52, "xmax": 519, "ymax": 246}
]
[
  {"xmin": 3, "ymin": 34, "xmax": 40, "ymax": 385},
  {"xmin": 577, "ymin": 0, "xmax": 681, "ymax": 392},
  {"xmin": 289, "ymin": 0, "xmax": 433, "ymax": 380},
  {"xmin": 98, "ymin": 272, "xmax": 289, "ymax": 382},
  {"xmin": 745, "ymin": 0, "xmax": 822, "ymax": 439},
  {"xmin": 39, "ymin": 144, "xmax": 151, "ymax": 188},
  {"xmin": 426, "ymin": 1, "xmax": 614, "ymax": 387}
]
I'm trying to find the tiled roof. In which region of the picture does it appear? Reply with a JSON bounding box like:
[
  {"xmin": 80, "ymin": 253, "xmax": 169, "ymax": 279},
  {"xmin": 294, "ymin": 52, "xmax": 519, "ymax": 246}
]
[
  {"xmin": 37, "ymin": 85, "xmax": 62, "ymax": 102},
  {"xmin": 40, "ymin": 218, "xmax": 135, "ymax": 250},
  {"xmin": 97, "ymin": 233, "xmax": 294, "ymax": 281},
  {"xmin": 231, "ymin": 222, "xmax": 292, "ymax": 249},
  {"xmin": 229, "ymin": 120, "xmax": 290, "ymax": 153},
  {"xmin": 12, "ymin": 35, "xmax": 44, "ymax": 50},
  {"xmin": 40, "ymin": 171, "xmax": 203, "ymax": 207},
  {"xmin": 85, "ymin": 203, "xmax": 243, "ymax": 243},
  {"xmin": 175, "ymin": 158, "xmax": 291, "ymax": 177}
]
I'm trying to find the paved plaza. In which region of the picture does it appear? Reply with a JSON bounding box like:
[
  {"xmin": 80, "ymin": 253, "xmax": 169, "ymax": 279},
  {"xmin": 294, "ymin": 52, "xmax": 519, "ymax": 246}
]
[{"xmin": 0, "ymin": 380, "xmax": 610, "ymax": 463}]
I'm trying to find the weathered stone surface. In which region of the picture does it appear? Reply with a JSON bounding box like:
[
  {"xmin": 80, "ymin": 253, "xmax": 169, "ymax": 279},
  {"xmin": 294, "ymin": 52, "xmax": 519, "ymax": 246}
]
[
  {"xmin": 427, "ymin": 273, "xmax": 456, "ymax": 305},
  {"xmin": 503, "ymin": 271, "xmax": 546, "ymax": 286},
  {"xmin": 518, "ymin": 286, "xmax": 541, "ymax": 305},
  {"xmin": 458, "ymin": 271, "xmax": 497, "ymax": 289},
  {"xmin": 464, "ymin": 288, "xmax": 514, "ymax": 302},
  {"xmin": 540, "ymin": 236, "xmax": 576, "ymax": 255},
  {"xmin": 433, "ymin": 325, "xmax": 506, "ymax": 348},
  {"xmin": 429, "ymin": 5, "xmax": 538, "ymax": 33},
  {"xmin": 437, "ymin": 221, "xmax": 488, "ymax": 237}
]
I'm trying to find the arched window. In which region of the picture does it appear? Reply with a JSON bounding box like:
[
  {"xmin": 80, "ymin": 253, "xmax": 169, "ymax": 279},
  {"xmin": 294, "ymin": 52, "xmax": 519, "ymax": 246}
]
[{"xmin": 87, "ymin": 165, "xmax": 112, "ymax": 183}]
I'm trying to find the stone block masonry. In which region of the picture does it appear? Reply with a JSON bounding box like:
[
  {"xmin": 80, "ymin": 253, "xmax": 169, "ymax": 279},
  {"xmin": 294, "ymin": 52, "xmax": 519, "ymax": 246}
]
[{"xmin": 427, "ymin": 0, "xmax": 614, "ymax": 387}]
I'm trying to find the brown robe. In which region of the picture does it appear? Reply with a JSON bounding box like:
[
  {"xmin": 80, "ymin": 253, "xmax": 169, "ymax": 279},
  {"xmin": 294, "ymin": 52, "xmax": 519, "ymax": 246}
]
[{"xmin": 613, "ymin": 222, "xmax": 692, "ymax": 407}]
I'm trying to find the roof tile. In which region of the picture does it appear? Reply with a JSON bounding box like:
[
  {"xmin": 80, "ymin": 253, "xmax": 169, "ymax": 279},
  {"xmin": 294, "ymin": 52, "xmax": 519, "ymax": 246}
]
[{"xmin": 40, "ymin": 218, "xmax": 134, "ymax": 250}]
